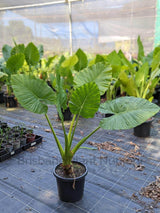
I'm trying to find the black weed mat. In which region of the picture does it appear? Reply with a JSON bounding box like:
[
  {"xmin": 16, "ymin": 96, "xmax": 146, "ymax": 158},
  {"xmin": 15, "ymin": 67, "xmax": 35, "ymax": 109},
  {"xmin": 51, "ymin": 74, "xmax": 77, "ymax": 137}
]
[{"xmin": 0, "ymin": 104, "xmax": 160, "ymax": 213}]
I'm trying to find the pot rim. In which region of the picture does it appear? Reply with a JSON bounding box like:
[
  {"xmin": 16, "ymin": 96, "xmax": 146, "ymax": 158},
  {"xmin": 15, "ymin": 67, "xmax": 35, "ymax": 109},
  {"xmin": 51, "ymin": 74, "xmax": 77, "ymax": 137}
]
[{"xmin": 53, "ymin": 161, "xmax": 88, "ymax": 182}]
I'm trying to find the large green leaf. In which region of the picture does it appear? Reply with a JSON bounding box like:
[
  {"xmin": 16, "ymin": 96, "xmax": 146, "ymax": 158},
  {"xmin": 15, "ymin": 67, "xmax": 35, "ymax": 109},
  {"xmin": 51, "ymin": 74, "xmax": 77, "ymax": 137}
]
[
  {"xmin": 99, "ymin": 96, "xmax": 160, "ymax": 130},
  {"xmin": 24, "ymin": 42, "xmax": 40, "ymax": 66},
  {"xmin": 74, "ymin": 62, "xmax": 112, "ymax": 95},
  {"xmin": 6, "ymin": 53, "xmax": 25, "ymax": 74},
  {"xmin": 95, "ymin": 54, "xmax": 106, "ymax": 64},
  {"xmin": 11, "ymin": 74, "xmax": 57, "ymax": 114},
  {"xmin": 61, "ymin": 55, "xmax": 78, "ymax": 69},
  {"xmin": 11, "ymin": 44, "xmax": 25, "ymax": 55},
  {"xmin": 74, "ymin": 48, "xmax": 88, "ymax": 71},
  {"xmin": 69, "ymin": 82, "xmax": 100, "ymax": 118},
  {"xmin": 2, "ymin": 44, "xmax": 12, "ymax": 61},
  {"xmin": 107, "ymin": 50, "xmax": 121, "ymax": 66},
  {"xmin": 137, "ymin": 36, "xmax": 145, "ymax": 61}
]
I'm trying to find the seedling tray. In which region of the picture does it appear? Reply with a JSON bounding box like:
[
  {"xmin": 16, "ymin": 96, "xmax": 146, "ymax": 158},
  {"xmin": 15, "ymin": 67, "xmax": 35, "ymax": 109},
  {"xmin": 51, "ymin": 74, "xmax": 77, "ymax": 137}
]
[{"xmin": 0, "ymin": 135, "xmax": 42, "ymax": 162}]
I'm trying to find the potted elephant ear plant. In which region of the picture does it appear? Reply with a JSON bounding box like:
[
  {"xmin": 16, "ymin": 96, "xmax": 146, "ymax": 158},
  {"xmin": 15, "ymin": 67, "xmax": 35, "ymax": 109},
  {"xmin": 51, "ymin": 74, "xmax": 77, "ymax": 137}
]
[
  {"xmin": 11, "ymin": 74, "xmax": 160, "ymax": 202},
  {"xmin": 117, "ymin": 37, "xmax": 160, "ymax": 137},
  {"xmin": 1, "ymin": 42, "xmax": 40, "ymax": 108}
]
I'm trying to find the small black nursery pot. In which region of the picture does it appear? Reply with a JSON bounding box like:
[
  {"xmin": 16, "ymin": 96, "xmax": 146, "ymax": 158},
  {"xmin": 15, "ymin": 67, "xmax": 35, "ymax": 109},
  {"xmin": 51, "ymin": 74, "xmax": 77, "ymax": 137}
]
[
  {"xmin": 134, "ymin": 117, "xmax": 154, "ymax": 137},
  {"xmin": 53, "ymin": 161, "xmax": 88, "ymax": 202},
  {"xmin": 58, "ymin": 107, "xmax": 72, "ymax": 121}
]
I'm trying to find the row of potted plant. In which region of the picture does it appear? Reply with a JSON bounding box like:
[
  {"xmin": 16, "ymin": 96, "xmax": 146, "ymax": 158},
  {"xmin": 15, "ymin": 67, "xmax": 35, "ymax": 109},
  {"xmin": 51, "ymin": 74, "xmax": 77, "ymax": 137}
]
[
  {"xmin": 0, "ymin": 36, "xmax": 160, "ymax": 109},
  {"xmin": 0, "ymin": 121, "xmax": 42, "ymax": 161},
  {"xmin": 0, "ymin": 41, "xmax": 43, "ymax": 107}
]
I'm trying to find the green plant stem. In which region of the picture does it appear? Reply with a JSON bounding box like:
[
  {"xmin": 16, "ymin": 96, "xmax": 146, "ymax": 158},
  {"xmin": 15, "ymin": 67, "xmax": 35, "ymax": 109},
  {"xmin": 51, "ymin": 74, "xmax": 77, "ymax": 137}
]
[
  {"xmin": 142, "ymin": 83, "xmax": 150, "ymax": 99},
  {"xmin": 61, "ymin": 119, "xmax": 69, "ymax": 159},
  {"xmin": 45, "ymin": 114, "xmax": 64, "ymax": 158},
  {"xmin": 139, "ymin": 81, "xmax": 144, "ymax": 98},
  {"xmin": 107, "ymin": 86, "xmax": 111, "ymax": 100},
  {"xmin": 70, "ymin": 114, "xmax": 80, "ymax": 144},
  {"xmin": 72, "ymin": 126, "xmax": 100, "ymax": 155},
  {"xmin": 68, "ymin": 114, "xmax": 76, "ymax": 147},
  {"xmin": 135, "ymin": 88, "xmax": 140, "ymax": 98},
  {"xmin": 29, "ymin": 65, "xmax": 32, "ymax": 74}
]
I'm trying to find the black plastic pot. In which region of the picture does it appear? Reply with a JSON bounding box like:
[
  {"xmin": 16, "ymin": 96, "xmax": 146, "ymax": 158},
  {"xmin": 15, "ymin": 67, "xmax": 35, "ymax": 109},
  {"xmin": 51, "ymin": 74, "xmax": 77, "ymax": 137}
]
[
  {"xmin": 3, "ymin": 94, "xmax": 18, "ymax": 108},
  {"xmin": 58, "ymin": 107, "xmax": 72, "ymax": 121},
  {"xmin": 53, "ymin": 161, "xmax": 88, "ymax": 202},
  {"xmin": 134, "ymin": 118, "xmax": 154, "ymax": 137},
  {"xmin": 0, "ymin": 91, "xmax": 4, "ymax": 103}
]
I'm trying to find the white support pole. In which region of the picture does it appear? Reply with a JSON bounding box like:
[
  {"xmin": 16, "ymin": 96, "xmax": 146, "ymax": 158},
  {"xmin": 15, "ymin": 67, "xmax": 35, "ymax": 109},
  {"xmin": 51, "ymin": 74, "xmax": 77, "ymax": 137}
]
[{"xmin": 68, "ymin": 0, "xmax": 73, "ymax": 56}]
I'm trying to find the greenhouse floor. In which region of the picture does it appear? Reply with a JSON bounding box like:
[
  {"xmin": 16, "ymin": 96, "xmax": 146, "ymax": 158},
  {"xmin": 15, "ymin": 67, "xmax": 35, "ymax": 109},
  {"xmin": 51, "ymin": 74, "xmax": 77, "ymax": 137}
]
[{"xmin": 0, "ymin": 104, "xmax": 160, "ymax": 213}]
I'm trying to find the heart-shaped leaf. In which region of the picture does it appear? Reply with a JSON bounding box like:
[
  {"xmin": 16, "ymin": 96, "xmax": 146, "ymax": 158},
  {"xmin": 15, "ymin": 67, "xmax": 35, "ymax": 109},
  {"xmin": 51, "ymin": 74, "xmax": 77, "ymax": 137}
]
[
  {"xmin": 74, "ymin": 48, "xmax": 88, "ymax": 71},
  {"xmin": 99, "ymin": 96, "xmax": 160, "ymax": 130},
  {"xmin": 69, "ymin": 82, "xmax": 100, "ymax": 118},
  {"xmin": 74, "ymin": 62, "xmax": 112, "ymax": 95},
  {"xmin": 6, "ymin": 53, "xmax": 25, "ymax": 74},
  {"xmin": 11, "ymin": 74, "xmax": 57, "ymax": 114},
  {"xmin": 25, "ymin": 42, "xmax": 40, "ymax": 66}
]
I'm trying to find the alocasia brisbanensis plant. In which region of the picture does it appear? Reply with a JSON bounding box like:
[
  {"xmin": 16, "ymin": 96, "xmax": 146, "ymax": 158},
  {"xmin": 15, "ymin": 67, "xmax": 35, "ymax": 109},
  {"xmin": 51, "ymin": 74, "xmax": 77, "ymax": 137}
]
[{"xmin": 11, "ymin": 73, "xmax": 159, "ymax": 175}]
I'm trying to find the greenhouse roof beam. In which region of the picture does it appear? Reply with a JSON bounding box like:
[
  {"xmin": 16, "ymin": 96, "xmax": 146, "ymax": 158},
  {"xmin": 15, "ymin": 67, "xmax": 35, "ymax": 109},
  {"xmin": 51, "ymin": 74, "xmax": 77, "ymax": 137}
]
[{"xmin": 0, "ymin": 0, "xmax": 83, "ymax": 11}]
